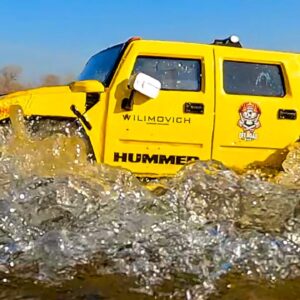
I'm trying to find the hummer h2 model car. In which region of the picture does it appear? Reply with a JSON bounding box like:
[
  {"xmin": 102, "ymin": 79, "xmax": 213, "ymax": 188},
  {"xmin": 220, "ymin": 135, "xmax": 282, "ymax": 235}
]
[{"xmin": 1, "ymin": 36, "xmax": 300, "ymax": 176}]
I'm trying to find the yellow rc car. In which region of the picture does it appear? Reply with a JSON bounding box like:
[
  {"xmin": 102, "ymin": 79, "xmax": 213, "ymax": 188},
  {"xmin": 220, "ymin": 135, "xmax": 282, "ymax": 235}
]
[{"xmin": 1, "ymin": 36, "xmax": 300, "ymax": 176}]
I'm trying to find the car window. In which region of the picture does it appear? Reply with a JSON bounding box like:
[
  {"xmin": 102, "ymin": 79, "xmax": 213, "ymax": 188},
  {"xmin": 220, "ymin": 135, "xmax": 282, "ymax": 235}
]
[
  {"xmin": 132, "ymin": 57, "xmax": 201, "ymax": 91},
  {"xmin": 223, "ymin": 61, "xmax": 285, "ymax": 97},
  {"xmin": 79, "ymin": 43, "xmax": 125, "ymax": 87}
]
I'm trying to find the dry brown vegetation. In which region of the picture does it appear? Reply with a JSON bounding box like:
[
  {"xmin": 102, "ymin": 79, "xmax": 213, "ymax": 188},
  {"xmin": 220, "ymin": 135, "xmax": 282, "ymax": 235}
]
[{"xmin": 0, "ymin": 65, "xmax": 74, "ymax": 94}]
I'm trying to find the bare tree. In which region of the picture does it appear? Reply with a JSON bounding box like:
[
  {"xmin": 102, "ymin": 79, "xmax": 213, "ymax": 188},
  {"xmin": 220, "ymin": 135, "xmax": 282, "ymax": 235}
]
[
  {"xmin": 41, "ymin": 74, "xmax": 61, "ymax": 86},
  {"xmin": 0, "ymin": 64, "xmax": 75, "ymax": 93},
  {"xmin": 0, "ymin": 65, "xmax": 24, "ymax": 94}
]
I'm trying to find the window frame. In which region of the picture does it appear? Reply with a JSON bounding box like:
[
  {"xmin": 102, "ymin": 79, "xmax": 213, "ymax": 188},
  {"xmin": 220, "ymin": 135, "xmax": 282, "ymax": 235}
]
[
  {"xmin": 223, "ymin": 60, "xmax": 286, "ymax": 97},
  {"xmin": 132, "ymin": 56, "xmax": 202, "ymax": 92}
]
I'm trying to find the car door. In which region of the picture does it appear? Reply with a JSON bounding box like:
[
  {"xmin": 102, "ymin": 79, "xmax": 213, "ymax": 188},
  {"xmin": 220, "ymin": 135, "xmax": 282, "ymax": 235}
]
[
  {"xmin": 103, "ymin": 41, "xmax": 215, "ymax": 175},
  {"xmin": 213, "ymin": 46, "xmax": 300, "ymax": 169}
]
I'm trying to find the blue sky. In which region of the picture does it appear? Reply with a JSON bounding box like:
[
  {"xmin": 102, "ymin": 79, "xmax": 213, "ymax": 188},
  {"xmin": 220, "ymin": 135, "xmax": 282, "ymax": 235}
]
[{"xmin": 1, "ymin": 0, "xmax": 300, "ymax": 82}]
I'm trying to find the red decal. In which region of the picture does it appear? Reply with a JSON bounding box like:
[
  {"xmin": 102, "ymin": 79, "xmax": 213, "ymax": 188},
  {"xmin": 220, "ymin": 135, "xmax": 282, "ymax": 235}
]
[
  {"xmin": 238, "ymin": 102, "xmax": 261, "ymax": 141},
  {"xmin": 0, "ymin": 107, "xmax": 9, "ymax": 116}
]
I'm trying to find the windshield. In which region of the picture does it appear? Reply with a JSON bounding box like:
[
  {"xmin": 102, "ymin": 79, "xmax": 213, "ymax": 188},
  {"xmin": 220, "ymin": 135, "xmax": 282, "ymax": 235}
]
[{"xmin": 78, "ymin": 43, "xmax": 125, "ymax": 87}]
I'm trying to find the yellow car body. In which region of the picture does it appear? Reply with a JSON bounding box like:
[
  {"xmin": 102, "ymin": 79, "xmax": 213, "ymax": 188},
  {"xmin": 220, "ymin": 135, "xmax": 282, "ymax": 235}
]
[{"xmin": 1, "ymin": 37, "xmax": 300, "ymax": 176}]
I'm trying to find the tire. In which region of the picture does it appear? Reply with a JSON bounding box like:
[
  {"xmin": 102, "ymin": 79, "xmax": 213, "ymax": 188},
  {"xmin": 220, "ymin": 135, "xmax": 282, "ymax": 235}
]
[{"xmin": 0, "ymin": 116, "xmax": 95, "ymax": 161}]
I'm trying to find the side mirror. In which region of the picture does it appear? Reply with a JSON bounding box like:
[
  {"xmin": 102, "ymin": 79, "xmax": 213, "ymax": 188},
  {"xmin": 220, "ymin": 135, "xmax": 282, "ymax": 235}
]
[
  {"xmin": 129, "ymin": 72, "xmax": 161, "ymax": 98},
  {"xmin": 69, "ymin": 80, "xmax": 105, "ymax": 93},
  {"xmin": 122, "ymin": 73, "xmax": 161, "ymax": 111}
]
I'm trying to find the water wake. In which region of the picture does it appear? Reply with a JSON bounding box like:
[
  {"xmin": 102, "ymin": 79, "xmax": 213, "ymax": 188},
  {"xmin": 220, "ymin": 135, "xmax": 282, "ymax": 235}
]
[{"xmin": 0, "ymin": 106, "xmax": 299, "ymax": 299}]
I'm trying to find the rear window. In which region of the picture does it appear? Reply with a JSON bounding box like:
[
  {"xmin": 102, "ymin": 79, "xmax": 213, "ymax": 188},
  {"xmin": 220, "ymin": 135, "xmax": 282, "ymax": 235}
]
[
  {"xmin": 223, "ymin": 61, "xmax": 285, "ymax": 97},
  {"xmin": 132, "ymin": 57, "xmax": 201, "ymax": 91}
]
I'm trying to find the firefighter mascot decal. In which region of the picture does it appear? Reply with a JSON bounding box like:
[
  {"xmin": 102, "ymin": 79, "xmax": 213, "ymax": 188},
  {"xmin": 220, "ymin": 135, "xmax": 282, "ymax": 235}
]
[{"xmin": 238, "ymin": 102, "xmax": 261, "ymax": 141}]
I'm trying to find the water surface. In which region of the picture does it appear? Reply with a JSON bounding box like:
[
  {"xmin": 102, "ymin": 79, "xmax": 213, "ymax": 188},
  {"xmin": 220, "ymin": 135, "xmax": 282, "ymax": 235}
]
[{"xmin": 0, "ymin": 106, "xmax": 299, "ymax": 299}]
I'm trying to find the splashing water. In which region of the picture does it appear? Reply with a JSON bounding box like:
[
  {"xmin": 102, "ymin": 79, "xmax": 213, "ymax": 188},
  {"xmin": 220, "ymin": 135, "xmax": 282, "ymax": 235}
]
[{"xmin": 0, "ymin": 106, "xmax": 299, "ymax": 299}]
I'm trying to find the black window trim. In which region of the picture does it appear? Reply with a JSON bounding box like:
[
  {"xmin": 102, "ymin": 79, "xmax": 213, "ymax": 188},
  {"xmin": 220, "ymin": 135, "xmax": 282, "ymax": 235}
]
[
  {"xmin": 133, "ymin": 55, "xmax": 203, "ymax": 92},
  {"xmin": 223, "ymin": 60, "xmax": 286, "ymax": 97}
]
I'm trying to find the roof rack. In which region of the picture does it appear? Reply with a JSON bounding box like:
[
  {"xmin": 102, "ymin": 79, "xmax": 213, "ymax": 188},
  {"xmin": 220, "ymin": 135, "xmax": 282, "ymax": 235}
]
[{"xmin": 212, "ymin": 35, "xmax": 242, "ymax": 47}]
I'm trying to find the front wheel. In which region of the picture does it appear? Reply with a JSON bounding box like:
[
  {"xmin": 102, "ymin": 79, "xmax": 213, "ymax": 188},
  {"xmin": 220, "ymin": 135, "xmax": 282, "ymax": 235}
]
[{"xmin": 0, "ymin": 116, "xmax": 95, "ymax": 161}]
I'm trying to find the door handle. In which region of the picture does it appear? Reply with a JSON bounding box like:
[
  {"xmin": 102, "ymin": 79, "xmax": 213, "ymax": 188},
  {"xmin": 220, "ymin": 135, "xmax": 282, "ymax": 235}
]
[
  {"xmin": 184, "ymin": 102, "xmax": 204, "ymax": 114},
  {"xmin": 277, "ymin": 109, "xmax": 297, "ymax": 120}
]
